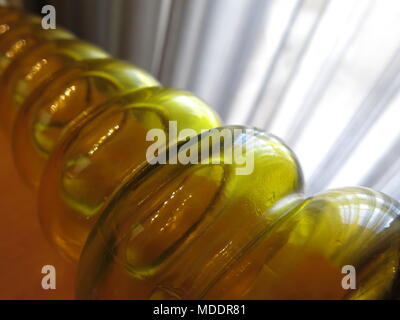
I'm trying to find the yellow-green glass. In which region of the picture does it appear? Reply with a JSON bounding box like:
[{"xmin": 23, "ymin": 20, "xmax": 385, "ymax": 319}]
[
  {"xmin": 76, "ymin": 127, "xmax": 304, "ymax": 299},
  {"xmin": 205, "ymin": 187, "xmax": 400, "ymax": 300},
  {"xmin": 38, "ymin": 87, "xmax": 221, "ymax": 262},
  {"xmin": 0, "ymin": 19, "xmax": 73, "ymax": 78},
  {"xmin": 0, "ymin": 38, "xmax": 108, "ymax": 136},
  {"xmin": 1, "ymin": 5, "xmax": 399, "ymax": 301},
  {"xmin": 77, "ymin": 162, "xmax": 400, "ymax": 300},
  {"xmin": 13, "ymin": 58, "xmax": 160, "ymax": 189},
  {"xmin": 0, "ymin": 7, "xmax": 40, "ymax": 40}
]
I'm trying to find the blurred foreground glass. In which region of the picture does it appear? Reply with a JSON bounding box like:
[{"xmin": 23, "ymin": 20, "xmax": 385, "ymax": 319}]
[{"xmin": 0, "ymin": 36, "xmax": 109, "ymax": 136}]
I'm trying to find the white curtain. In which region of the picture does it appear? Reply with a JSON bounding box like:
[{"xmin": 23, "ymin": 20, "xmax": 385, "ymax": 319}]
[{"xmin": 15, "ymin": 0, "xmax": 400, "ymax": 199}]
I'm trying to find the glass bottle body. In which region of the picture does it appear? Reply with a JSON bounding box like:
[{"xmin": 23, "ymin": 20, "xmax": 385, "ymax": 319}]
[
  {"xmin": 0, "ymin": 35, "xmax": 108, "ymax": 136},
  {"xmin": 38, "ymin": 87, "xmax": 221, "ymax": 261},
  {"xmin": 76, "ymin": 127, "xmax": 305, "ymax": 299},
  {"xmin": 13, "ymin": 58, "xmax": 160, "ymax": 188}
]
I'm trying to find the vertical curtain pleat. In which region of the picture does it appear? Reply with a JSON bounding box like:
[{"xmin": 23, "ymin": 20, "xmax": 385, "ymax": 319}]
[{"xmin": 308, "ymin": 45, "xmax": 400, "ymax": 193}]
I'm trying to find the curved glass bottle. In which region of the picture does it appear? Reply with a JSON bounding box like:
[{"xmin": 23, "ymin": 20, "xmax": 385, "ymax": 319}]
[
  {"xmin": 38, "ymin": 87, "xmax": 221, "ymax": 261},
  {"xmin": 76, "ymin": 130, "xmax": 400, "ymax": 299},
  {"xmin": 205, "ymin": 187, "xmax": 400, "ymax": 299},
  {"xmin": 76, "ymin": 126, "xmax": 305, "ymax": 299},
  {"xmin": 0, "ymin": 18, "xmax": 73, "ymax": 77},
  {"xmin": 0, "ymin": 5, "xmax": 399, "ymax": 300},
  {"xmin": 0, "ymin": 7, "xmax": 40, "ymax": 40},
  {"xmin": 0, "ymin": 36, "xmax": 109, "ymax": 136},
  {"xmin": 13, "ymin": 58, "xmax": 160, "ymax": 188}
]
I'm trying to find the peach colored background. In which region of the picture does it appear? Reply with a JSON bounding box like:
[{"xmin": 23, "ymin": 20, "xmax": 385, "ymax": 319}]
[{"xmin": 0, "ymin": 133, "xmax": 75, "ymax": 299}]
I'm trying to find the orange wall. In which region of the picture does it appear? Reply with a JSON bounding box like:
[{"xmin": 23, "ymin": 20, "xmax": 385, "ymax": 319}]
[{"xmin": 0, "ymin": 134, "xmax": 74, "ymax": 299}]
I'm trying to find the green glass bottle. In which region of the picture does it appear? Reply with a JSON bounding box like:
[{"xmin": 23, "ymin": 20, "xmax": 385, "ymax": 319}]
[
  {"xmin": 76, "ymin": 127, "xmax": 304, "ymax": 299},
  {"xmin": 38, "ymin": 87, "xmax": 221, "ymax": 261},
  {"xmin": 76, "ymin": 128, "xmax": 400, "ymax": 299},
  {"xmin": 0, "ymin": 19, "xmax": 73, "ymax": 77},
  {"xmin": 205, "ymin": 187, "xmax": 400, "ymax": 299},
  {"xmin": 0, "ymin": 38, "xmax": 109, "ymax": 136},
  {"xmin": 0, "ymin": 5, "xmax": 399, "ymax": 300},
  {"xmin": 13, "ymin": 58, "xmax": 160, "ymax": 188},
  {"xmin": 0, "ymin": 7, "xmax": 40, "ymax": 41}
]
